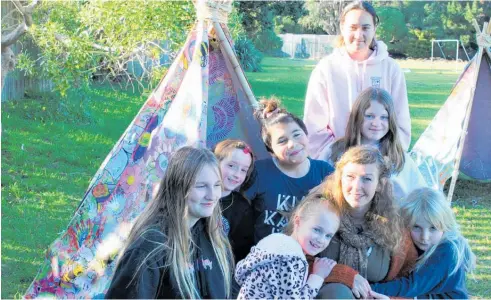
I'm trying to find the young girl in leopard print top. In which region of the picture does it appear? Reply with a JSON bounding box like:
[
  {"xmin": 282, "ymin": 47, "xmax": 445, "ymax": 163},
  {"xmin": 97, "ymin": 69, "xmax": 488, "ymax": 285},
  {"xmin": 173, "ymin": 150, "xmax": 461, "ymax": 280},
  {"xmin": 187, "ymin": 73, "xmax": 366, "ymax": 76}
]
[{"xmin": 235, "ymin": 190, "xmax": 342, "ymax": 299}]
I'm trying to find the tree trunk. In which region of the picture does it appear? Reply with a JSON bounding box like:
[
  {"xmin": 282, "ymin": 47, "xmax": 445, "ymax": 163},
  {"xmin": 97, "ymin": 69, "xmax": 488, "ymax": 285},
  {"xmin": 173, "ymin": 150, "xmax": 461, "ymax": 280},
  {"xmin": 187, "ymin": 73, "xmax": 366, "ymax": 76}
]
[{"xmin": 1, "ymin": 46, "xmax": 16, "ymax": 92}]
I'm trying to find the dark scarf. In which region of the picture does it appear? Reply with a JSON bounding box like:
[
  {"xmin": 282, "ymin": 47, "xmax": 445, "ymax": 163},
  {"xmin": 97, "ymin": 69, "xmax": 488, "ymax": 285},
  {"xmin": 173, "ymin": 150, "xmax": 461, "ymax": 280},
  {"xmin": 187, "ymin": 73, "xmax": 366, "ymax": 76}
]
[{"xmin": 338, "ymin": 213, "xmax": 386, "ymax": 278}]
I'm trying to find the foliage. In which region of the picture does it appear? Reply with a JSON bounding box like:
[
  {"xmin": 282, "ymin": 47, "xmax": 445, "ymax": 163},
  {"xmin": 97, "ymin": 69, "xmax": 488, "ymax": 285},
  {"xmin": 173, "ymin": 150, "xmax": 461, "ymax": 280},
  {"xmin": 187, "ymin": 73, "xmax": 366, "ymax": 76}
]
[
  {"xmin": 299, "ymin": 0, "xmax": 347, "ymax": 35},
  {"xmin": 297, "ymin": 0, "xmax": 491, "ymax": 59},
  {"xmin": 236, "ymin": 1, "xmax": 304, "ymax": 52},
  {"xmin": 234, "ymin": 36, "xmax": 263, "ymax": 72},
  {"xmin": 252, "ymin": 29, "xmax": 283, "ymax": 54},
  {"xmin": 228, "ymin": 4, "xmax": 262, "ymax": 72},
  {"xmin": 18, "ymin": 0, "xmax": 195, "ymax": 96},
  {"xmin": 274, "ymin": 16, "xmax": 304, "ymax": 34},
  {"xmin": 398, "ymin": 0, "xmax": 490, "ymax": 59},
  {"xmin": 376, "ymin": 7, "xmax": 408, "ymax": 43},
  {"xmin": 228, "ymin": 3, "xmax": 247, "ymax": 41}
]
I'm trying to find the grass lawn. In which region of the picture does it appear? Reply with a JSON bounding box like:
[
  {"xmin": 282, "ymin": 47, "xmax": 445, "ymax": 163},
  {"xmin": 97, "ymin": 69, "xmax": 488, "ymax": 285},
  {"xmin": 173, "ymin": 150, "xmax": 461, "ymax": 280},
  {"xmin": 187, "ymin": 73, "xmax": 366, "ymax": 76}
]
[{"xmin": 2, "ymin": 57, "xmax": 490, "ymax": 298}]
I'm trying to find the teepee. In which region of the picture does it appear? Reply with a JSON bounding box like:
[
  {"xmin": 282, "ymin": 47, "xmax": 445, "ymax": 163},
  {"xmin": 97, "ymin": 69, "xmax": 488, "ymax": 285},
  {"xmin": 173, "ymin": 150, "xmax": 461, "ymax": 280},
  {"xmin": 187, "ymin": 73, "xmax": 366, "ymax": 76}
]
[
  {"xmin": 410, "ymin": 19, "xmax": 491, "ymax": 201},
  {"xmin": 25, "ymin": 1, "xmax": 267, "ymax": 298}
]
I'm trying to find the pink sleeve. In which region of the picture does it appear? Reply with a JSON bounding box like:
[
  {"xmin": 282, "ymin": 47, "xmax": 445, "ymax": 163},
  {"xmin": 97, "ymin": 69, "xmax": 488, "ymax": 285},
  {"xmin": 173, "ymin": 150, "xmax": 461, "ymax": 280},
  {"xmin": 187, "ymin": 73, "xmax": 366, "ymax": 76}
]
[
  {"xmin": 304, "ymin": 66, "xmax": 336, "ymax": 159},
  {"xmin": 391, "ymin": 65, "xmax": 411, "ymax": 150}
]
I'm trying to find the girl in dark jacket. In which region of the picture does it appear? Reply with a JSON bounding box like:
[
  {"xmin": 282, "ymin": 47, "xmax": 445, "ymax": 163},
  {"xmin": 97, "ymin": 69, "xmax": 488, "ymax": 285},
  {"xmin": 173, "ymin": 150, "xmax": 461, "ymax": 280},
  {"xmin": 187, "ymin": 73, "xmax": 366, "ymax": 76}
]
[
  {"xmin": 214, "ymin": 139, "xmax": 256, "ymax": 263},
  {"xmin": 105, "ymin": 147, "xmax": 234, "ymax": 299}
]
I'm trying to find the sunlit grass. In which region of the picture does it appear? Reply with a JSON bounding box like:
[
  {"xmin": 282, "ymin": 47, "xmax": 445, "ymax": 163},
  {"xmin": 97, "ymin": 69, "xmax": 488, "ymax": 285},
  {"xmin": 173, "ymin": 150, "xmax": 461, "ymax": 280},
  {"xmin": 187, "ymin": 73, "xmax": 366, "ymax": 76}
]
[{"xmin": 2, "ymin": 57, "xmax": 490, "ymax": 298}]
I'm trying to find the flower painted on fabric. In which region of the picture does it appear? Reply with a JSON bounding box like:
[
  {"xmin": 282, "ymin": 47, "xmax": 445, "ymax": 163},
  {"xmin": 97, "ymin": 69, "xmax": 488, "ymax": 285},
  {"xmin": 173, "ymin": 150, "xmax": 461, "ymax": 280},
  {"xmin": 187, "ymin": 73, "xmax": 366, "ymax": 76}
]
[
  {"xmin": 138, "ymin": 132, "xmax": 151, "ymax": 147},
  {"xmin": 92, "ymin": 183, "xmax": 109, "ymax": 198},
  {"xmin": 120, "ymin": 165, "xmax": 143, "ymax": 194},
  {"xmin": 106, "ymin": 193, "xmax": 126, "ymax": 218}
]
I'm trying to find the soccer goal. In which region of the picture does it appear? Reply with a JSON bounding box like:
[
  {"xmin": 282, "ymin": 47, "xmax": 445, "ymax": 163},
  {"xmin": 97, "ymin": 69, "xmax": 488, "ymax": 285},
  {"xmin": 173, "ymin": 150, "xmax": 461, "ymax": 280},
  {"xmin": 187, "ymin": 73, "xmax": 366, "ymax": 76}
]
[{"xmin": 430, "ymin": 39, "xmax": 470, "ymax": 71}]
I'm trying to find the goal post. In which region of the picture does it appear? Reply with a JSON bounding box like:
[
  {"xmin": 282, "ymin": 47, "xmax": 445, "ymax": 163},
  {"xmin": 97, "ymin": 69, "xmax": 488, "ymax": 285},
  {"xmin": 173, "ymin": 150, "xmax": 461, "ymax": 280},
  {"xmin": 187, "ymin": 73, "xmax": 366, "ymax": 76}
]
[{"xmin": 431, "ymin": 39, "xmax": 470, "ymax": 71}]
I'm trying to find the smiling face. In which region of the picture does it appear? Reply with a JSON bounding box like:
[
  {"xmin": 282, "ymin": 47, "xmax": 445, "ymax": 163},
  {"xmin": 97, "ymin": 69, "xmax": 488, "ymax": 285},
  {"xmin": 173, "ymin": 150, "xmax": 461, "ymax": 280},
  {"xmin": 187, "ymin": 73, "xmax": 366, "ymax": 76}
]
[
  {"xmin": 186, "ymin": 164, "xmax": 222, "ymax": 227},
  {"xmin": 361, "ymin": 100, "xmax": 389, "ymax": 145},
  {"xmin": 410, "ymin": 215, "xmax": 444, "ymax": 252},
  {"xmin": 341, "ymin": 162, "xmax": 379, "ymax": 212},
  {"xmin": 341, "ymin": 9, "xmax": 376, "ymax": 57},
  {"xmin": 269, "ymin": 122, "xmax": 309, "ymax": 165},
  {"xmin": 293, "ymin": 205, "xmax": 340, "ymax": 256},
  {"xmin": 219, "ymin": 149, "xmax": 252, "ymax": 196}
]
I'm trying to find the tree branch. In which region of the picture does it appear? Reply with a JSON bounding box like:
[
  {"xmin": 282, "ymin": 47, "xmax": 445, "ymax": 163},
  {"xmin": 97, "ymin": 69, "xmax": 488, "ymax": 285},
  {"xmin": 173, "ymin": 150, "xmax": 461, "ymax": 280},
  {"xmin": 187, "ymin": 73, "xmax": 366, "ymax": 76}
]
[
  {"xmin": 2, "ymin": 0, "xmax": 40, "ymax": 47},
  {"xmin": 1, "ymin": 21, "xmax": 27, "ymax": 47}
]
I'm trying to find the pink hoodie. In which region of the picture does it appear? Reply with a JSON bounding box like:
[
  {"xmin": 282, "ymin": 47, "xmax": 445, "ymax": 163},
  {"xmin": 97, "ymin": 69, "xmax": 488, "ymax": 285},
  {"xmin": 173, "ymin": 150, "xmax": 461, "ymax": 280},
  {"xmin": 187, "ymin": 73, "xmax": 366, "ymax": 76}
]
[{"xmin": 303, "ymin": 41, "xmax": 411, "ymax": 159}]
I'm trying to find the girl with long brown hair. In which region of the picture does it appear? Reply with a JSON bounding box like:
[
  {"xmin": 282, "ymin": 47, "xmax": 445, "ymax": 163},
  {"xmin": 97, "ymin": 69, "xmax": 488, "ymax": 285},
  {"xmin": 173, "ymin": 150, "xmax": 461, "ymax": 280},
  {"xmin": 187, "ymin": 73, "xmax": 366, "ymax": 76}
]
[
  {"xmin": 327, "ymin": 87, "xmax": 426, "ymax": 202},
  {"xmin": 304, "ymin": 1, "xmax": 411, "ymax": 159},
  {"xmin": 106, "ymin": 147, "xmax": 233, "ymax": 299}
]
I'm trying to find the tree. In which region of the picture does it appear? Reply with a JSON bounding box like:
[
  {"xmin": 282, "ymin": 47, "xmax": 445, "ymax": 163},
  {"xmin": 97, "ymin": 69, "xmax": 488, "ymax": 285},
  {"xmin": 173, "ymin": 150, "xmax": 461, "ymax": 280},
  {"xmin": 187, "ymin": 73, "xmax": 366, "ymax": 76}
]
[
  {"xmin": 236, "ymin": 1, "xmax": 305, "ymax": 52},
  {"xmin": 376, "ymin": 7, "xmax": 408, "ymax": 43},
  {"xmin": 1, "ymin": 0, "xmax": 40, "ymax": 91},
  {"xmin": 4, "ymin": 0, "xmax": 195, "ymax": 96},
  {"xmin": 299, "ymin": 0, "xmax": 347, "ymax": 35}
]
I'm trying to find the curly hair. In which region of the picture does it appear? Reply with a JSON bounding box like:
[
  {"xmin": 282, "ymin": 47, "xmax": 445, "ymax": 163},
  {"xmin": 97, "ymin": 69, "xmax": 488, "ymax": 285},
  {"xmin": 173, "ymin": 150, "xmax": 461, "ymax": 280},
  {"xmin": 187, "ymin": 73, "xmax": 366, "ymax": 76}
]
[{"xmin": 324, "ymin": 145, "xmax": 403, "ymax": 252}]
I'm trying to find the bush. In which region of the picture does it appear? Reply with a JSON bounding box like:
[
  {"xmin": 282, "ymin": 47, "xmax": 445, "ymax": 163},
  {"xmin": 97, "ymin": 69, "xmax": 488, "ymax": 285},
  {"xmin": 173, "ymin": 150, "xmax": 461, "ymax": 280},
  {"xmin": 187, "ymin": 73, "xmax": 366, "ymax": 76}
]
[
  {"xmin": 252, "ymin": 29, "xmax": 283, "ymax": 54},
  {"xmin": 234, "ymin": 36, "xmax": 263, "ymax": 72},
  {"xmin": 385, "ymin": 28, "xmax": 433, "ymax": 59},
  {"xmin": 294, "ymin": 38, "xmax": 310, "ymax": 59}
]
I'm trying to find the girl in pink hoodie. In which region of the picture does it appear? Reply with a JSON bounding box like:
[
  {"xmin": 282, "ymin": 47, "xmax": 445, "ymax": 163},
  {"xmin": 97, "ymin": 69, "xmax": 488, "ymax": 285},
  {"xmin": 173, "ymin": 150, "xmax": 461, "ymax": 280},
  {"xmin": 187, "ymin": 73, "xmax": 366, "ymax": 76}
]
[{"xmin": 303, "ymin": 1, "xmax": 411, "ymax": 159}]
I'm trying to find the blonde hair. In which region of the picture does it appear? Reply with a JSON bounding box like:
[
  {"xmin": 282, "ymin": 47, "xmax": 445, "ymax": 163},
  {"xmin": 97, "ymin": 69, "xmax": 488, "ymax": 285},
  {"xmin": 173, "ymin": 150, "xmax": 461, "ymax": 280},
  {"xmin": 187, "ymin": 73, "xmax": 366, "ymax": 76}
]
[
  {"xmin": 254, "ymin": 97, "xmax": 308, "ymax": 154},
  {"xmin": 326, "ymin": 145, "xmax": 403, "ymax": 252},
  {"xmin": 119, "ymin": 147, "xmax": 233, "ymax": 298},
  {"xmin": 283, "ymin": 186, "xmax": 343, "ymax": 235},
  {"xmin": 402, "ymin": 187, "xmax": 475, "ymax": 275},
  {"xmin": 335, "ymin": 1, "xmax": 379, "ymax": 49},
  {"xmin": 330, "ymin": 87, "xmax": 405, "ymax": 174},
  {"xmin": 213, "ymin": 139, "xmax": 256, "ymax": 192}
]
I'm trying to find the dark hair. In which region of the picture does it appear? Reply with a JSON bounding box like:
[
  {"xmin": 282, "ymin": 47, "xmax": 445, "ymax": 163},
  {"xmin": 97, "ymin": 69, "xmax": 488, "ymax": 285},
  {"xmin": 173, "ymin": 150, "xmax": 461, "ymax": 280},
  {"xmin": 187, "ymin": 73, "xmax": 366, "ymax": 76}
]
[
  {"xmin": 335, "ymin": 1, "xmax": 379, "ymax": 50},
  {"xmin": 254, "ymin": 96, "xmax": 308, "ymax": 153}
]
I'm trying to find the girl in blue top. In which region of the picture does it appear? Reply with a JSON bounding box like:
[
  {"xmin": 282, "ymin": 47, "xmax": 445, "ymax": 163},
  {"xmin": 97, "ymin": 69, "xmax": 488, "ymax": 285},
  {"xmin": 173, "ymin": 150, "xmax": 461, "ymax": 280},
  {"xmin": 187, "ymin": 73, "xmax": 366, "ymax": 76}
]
[
  {"xmin": 370, "ymin": 187, "xmax": 475, "ymax": 299},
  {"xmin": 246, "ymin": 97, "xmax": 334, "ymax": 243}
]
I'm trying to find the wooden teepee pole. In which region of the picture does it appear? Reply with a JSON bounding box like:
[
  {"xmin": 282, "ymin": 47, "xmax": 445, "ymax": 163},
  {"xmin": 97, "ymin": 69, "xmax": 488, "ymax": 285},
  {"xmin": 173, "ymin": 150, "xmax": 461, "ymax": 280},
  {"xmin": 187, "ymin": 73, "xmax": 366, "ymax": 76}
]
[
  {"xmin": 212, "ymin": 21, "xmax": 258, "ymax": 107},
  {"xmin": 446, "ymin": 20, "xmax": 489, "ymax": 202}
]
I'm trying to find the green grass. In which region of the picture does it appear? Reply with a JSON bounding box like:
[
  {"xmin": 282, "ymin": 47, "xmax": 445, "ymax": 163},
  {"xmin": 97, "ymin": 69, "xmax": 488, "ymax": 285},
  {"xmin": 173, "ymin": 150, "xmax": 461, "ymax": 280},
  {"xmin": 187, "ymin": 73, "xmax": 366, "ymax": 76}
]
[{"xmin": 2, "ymin": 57, "xmax": 490, "ymax": 298}]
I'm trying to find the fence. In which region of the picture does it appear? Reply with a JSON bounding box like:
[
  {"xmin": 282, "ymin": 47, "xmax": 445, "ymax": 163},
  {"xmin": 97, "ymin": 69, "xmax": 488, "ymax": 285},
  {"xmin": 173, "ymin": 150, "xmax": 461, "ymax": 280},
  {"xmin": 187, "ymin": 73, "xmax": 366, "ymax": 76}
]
[
  {"xmin": 278, "ymin": 34, "xmax": 336, "ymax": 60},
  {"xmin": 1, "ymin": 1, "xmax": 53, "ymax": 102}
]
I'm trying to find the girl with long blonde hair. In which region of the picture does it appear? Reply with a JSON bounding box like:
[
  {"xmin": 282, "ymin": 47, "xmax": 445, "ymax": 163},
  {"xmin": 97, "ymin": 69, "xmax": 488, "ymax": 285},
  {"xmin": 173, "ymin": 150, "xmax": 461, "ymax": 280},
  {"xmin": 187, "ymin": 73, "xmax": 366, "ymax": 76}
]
[
  {"xmin": 370, "ymin": 187, "xmax": 475, "ymax": 299},
  {"xmin": 106, "ymin": 147, "xmax": 233, "ymax": 299},
  {"xmin": 236, "ymin": 190, "xmax": 342, "ymax": 299}
]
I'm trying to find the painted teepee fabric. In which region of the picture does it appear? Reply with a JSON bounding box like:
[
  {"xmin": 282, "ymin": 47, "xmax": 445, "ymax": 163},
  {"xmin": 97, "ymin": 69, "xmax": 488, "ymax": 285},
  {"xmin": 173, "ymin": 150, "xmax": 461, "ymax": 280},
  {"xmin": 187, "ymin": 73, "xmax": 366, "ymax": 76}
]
[
  {"xmin": 410, "ymin": 50, "xmax": 491, "ymax": 190},
  {"xmin": 25, "ymin": 2, "xmax": 267, "ymax": 298}
]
